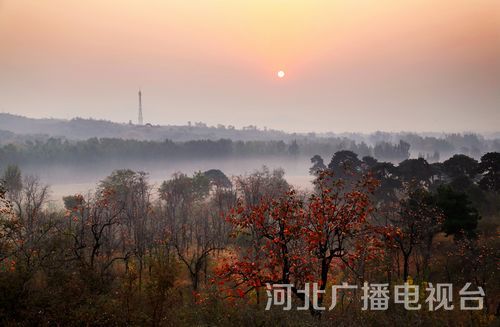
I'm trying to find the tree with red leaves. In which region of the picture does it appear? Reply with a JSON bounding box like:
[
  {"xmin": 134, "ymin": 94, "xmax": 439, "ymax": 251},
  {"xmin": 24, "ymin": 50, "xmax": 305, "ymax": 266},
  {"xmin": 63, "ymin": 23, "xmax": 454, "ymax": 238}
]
[{"xmin": 215, "ymin": 170, "xmax": 381, "ymax": 314}]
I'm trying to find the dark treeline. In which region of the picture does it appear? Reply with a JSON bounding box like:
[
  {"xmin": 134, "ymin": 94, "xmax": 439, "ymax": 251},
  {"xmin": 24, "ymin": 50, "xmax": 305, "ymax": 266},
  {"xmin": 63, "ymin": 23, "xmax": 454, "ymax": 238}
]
[
  {"xmin": 2, "ymin": 133, "xmax": 499, "ymax": 168},
  {"xmin": 0, "ymin": 150, "xmax": 498, "ymax": 325},
  {"xmin": 0, "ymin": 138, "xmax": 294, "ymax": 165},
  {"xmin": 1, "ymin": 113, "xmax": 499, "ymax": 160},
  {"xmin": 311, "ymin": 151, "xmax": 500, "ymax": 217}
]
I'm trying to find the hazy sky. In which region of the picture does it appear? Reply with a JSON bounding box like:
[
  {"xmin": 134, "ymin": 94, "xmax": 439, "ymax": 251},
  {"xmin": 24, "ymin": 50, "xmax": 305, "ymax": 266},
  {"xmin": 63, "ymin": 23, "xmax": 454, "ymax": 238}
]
[{"xmin": 1, "ymin": 0, "xmax": 499, "ymax": 133}]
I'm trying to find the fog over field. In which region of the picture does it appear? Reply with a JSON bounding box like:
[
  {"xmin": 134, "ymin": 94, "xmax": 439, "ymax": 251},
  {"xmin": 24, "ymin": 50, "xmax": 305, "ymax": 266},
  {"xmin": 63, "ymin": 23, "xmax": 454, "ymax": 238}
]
[
  {"xmin": 21, "ymin": 156, "xmax": 314, "ymax": 205},
  {"xmin": 2, "ymin": 114, "xmax": 499, "ymax": 205}
]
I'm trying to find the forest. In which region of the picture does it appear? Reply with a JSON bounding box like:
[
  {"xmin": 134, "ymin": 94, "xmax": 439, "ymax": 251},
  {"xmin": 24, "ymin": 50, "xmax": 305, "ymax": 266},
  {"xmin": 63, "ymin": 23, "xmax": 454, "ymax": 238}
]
[
  {"xmin": 1, "ymin": 114, "xmax": 499, "ymax": 165},
  {"xmin": 1, "ymin": 133, "xmax": 499, "ymax": 169},
  {"xmin": 0, "ymin": 150, "xmax": 498, "ymax": 326}
]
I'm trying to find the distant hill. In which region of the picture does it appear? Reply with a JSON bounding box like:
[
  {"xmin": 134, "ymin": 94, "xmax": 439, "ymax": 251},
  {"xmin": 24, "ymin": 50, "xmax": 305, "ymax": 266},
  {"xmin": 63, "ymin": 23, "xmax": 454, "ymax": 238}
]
[{"xmin": 0, "ymin": 113, "xmax": 294, "ymax": 142}]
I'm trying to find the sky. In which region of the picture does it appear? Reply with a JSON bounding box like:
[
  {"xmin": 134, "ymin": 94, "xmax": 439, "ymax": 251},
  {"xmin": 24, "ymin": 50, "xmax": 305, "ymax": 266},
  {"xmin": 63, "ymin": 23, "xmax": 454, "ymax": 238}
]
[{"xmin": 0, "ymin": 0, "xmax": 499, "ymax": 133}]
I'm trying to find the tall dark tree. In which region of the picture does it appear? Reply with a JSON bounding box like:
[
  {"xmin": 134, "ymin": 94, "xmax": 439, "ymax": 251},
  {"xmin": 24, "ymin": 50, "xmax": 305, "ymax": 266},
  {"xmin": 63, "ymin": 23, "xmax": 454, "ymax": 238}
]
[
  {"xmin": 362, "ymin": 155, "xmax": 378, "ymax": 169},
  {"xmin": 397, "ymin": 158, "xmax": 433, "ymax": 186},
  {"xmin": 327, "ymin": 150, "xmax": 362, "ymax": 182},
  {"xmin": 370, "ymin": 162, "xmax": 401, "ymax": 203},
  {"xmin": 478, "ymin": 152, "xmax": 500, "ymax": 193},
  {"xmin": 442, "ymin": 154, "xmax": 478, "ymax": 180},
  {"xmin": 435, "ymin": 185, "xmax": 480, "ymax": 238}
]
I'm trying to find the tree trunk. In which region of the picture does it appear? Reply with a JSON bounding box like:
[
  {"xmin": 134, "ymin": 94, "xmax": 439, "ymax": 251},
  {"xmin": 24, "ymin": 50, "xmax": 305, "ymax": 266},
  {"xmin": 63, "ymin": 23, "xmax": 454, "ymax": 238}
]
[{"xmin": 403, "ymin": 253, "xmax": 410, "ymax": 282}]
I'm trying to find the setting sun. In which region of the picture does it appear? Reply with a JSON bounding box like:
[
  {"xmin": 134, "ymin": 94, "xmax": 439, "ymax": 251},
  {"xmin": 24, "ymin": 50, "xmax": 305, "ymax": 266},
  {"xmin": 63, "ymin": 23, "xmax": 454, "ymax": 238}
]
[{"xmin": 277, "ymin": 70, "xmax": 285, "ymax": 78}]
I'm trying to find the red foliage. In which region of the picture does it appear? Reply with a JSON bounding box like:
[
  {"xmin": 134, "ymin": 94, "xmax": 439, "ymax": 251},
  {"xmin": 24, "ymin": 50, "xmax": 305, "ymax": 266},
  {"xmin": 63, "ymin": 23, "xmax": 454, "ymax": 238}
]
[{"xmin": 215, "ymin": 170, "xmax": 383, "ymax": 305}]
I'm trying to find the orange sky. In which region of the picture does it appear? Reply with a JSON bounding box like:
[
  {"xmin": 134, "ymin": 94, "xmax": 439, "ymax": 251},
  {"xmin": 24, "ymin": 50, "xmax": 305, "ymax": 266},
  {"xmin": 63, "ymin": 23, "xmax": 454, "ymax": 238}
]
[{"xmin": 0, "ymin": 0, "xmax": 499, "ymax": 132}]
